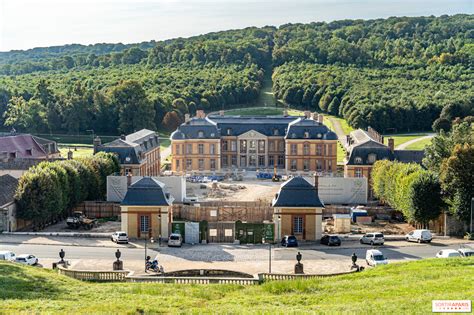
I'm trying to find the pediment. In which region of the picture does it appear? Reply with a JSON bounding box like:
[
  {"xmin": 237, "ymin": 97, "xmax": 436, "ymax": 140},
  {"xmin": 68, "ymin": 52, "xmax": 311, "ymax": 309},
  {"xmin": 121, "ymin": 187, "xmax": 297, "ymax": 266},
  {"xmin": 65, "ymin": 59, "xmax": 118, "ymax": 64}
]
[{"xmin": 237, "ymin": 129, "xmax": 267, "ymax": 139}]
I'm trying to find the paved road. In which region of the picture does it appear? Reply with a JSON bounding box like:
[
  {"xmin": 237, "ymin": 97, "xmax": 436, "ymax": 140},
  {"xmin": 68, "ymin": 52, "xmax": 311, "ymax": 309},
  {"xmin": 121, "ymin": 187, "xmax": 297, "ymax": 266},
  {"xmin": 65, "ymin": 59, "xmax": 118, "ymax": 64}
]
[
  {"xmin": 395, "ymin": 134, "xmax": 434, "ymax": 150},
  {"xmin": 328, "ymin": 117, "xmax": 349, "ymax": 150},
  {"xmin": 0, "ymin": 241, "xmax": 467, "ymax": 263}
]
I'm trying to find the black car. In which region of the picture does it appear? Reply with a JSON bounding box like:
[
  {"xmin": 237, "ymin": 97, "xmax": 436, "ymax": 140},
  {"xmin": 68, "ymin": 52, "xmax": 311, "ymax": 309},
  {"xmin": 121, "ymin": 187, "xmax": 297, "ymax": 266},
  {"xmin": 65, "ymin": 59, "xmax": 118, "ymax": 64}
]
[
  {"xmin": 281, "ymin": 235, "xmax": 298, "ymax": 247},
  {"xmin": 320, "ymin": 235, "xmax": 342, "ymax": 246}
]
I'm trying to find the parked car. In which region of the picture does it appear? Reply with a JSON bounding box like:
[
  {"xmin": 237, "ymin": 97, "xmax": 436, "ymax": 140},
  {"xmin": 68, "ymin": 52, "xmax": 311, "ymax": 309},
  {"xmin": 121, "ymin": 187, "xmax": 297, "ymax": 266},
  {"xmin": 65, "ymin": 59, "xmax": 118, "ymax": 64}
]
[
  {"xmin": 0, "ymin": 251, "xmax": 16, "ymax": 261},
  {"xmin": 15, "ymin": 254, "xmax": 38, "ymax": 265},
  {"xmin": 111, "ymin": 231, "xmax": 129, "ymax": 244},
  {"xmin": 360, "ymin": 233, "xmax": 385, "ymax": 245},
  {"xmin": 281, "ymin": 235, "xmax": 298, "ymax": 247},
  {"xmin": 405, "ymin": 229, "xmax": 432, "ymax": 243},
  {"xmin": 320, "ymin": 235, "xmax": 342, "ymax": 246},
  {"xmin": 365, "ymin": 249, "xmax": 388, "ymax": 266},
  {"xmin": 436, "ymin": 249, "xmax": 461, "ymax": 258},
  {"xmin": 457, "ymin": 248, "xmax": 474, "ymax": 257},
  {"xmin": 168, "ymin": 233, "xmax": 183, "ymax": 247}
]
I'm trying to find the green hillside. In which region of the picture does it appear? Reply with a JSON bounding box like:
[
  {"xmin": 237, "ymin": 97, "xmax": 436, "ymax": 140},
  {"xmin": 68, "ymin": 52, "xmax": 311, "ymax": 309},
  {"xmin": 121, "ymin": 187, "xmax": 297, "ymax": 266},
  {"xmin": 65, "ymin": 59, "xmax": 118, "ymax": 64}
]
[{"xmin": 1, "ymin": 258, "xmax": 473, "ymax": 313}]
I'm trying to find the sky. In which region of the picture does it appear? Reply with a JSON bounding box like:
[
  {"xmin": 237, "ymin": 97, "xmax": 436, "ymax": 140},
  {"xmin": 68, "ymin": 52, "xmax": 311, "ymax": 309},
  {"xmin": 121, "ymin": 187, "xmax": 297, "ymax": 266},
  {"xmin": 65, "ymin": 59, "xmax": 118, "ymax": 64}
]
[{"xmin": 0, "ymin": 0, "xmax": 472, "ymax": 52}]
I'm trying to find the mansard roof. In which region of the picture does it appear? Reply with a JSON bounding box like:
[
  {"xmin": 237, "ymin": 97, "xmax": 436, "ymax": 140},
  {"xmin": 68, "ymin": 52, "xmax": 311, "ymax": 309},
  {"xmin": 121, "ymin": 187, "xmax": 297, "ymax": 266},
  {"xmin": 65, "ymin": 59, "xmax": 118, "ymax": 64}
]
[
  {"xmin": 121, "ymin": 177, "xmax": 172, "ymax": 206},
  {"xmin": 272, "ymin": 177, "xmax": 324, "ymax": 208}
]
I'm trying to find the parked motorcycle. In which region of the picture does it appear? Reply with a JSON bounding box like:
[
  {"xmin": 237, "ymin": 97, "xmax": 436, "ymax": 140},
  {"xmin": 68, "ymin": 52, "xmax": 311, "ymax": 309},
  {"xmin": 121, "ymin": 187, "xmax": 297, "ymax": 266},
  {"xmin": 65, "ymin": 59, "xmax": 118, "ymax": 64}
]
[{"xmin": 145, "ymin": 257, "xmax": 160, "ymax": 273}]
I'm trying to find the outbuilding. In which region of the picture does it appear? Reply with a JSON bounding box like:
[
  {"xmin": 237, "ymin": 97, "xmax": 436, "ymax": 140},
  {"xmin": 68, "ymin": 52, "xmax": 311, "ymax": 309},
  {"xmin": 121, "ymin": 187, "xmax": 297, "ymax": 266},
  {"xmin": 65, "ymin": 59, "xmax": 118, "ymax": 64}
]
[
  {"xmin": 272, "ymin": 177, "xmax": 324, "ymax": 241},
  {"xmin": 120, "ymin": 177, "xmax": 173, "ymax": 239}
]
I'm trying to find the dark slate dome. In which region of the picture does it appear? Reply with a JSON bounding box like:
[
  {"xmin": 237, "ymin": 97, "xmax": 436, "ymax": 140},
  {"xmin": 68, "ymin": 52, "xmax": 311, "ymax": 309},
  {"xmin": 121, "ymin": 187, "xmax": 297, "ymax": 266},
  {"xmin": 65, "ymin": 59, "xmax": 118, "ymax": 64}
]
[
  {"xmin": 272, "ymin": 177, "xmax": 324, "ymax": 208},
  {"xmin": 121, "ymin": 177, "xmax": 172, "ymax": 206}
]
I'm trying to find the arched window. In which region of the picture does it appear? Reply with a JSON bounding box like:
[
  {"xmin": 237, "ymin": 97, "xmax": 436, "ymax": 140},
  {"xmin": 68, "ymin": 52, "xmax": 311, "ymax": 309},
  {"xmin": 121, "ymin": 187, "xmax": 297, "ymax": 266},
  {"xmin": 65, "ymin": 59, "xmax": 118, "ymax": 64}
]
[
  {"xmin": 197, "ymin": 130, "xmax": 204, "ymax": 138},
  {"xmin": 368, "ymin": 154, "xmax": 377, "ymax": 164},
  {"xmin": 355, "ymin": 157, "xmax": 363, "ymax": 164}
]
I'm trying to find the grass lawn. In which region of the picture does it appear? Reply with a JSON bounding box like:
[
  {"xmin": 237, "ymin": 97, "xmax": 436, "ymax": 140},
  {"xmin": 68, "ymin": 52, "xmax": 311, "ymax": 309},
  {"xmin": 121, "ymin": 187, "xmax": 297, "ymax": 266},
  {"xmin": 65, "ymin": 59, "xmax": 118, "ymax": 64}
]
[
  {"xmin": 59, "ymin": 146, "xmax": 93, "ymax": 159},
  {"xmin": 383, "ymin": 134, "xmax": 429, "ymax": 148},
  {"xmin": 405, "ymin": 137, "xmax": 433, "ymax": 150},
  {"xmin": 1, "ymin": 258, "xmax": 473, "ymax": 313}
]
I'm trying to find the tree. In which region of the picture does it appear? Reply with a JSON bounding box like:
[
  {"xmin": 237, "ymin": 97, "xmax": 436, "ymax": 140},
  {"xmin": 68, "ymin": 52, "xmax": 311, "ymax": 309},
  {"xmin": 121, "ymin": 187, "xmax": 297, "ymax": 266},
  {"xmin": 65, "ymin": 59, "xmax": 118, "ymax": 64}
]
[
  {"xmin": 409, "ymin": 172, "xmax": 443, "ymax": 227},
  {"xmin": 162, "ymin": 111, "xmax": 182, "ymax": 131},
  {"xmin": 440, "ymin": 144, "xmax": 474, "ymax": 224},
  {"xmin": 110, "ymin": 80, "xmax": 156, "ymax": 133}
]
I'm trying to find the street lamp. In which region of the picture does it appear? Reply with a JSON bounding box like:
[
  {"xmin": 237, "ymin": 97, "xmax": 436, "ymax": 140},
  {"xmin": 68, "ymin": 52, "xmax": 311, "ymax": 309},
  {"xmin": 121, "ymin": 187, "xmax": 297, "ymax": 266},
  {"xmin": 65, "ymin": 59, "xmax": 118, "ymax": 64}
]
[{"xmin": 262, "ymin": 236, "xmax": 271, "ymax": 274}]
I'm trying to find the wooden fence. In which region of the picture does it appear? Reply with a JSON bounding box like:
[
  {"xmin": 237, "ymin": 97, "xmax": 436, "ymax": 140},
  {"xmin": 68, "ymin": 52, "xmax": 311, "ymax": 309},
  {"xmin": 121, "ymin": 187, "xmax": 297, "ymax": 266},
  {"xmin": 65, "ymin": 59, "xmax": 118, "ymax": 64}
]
[{"xmin": 72, "ymin": 201, "xmax": 121, "ymax": 218}]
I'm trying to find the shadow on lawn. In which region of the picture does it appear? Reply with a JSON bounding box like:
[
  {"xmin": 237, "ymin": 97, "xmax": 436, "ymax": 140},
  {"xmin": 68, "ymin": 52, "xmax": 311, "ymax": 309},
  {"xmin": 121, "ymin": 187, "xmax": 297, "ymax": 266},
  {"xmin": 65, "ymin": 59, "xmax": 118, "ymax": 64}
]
[{"xmin": 0, "ymin": 263, "xmax": 62, "ymax": 300}]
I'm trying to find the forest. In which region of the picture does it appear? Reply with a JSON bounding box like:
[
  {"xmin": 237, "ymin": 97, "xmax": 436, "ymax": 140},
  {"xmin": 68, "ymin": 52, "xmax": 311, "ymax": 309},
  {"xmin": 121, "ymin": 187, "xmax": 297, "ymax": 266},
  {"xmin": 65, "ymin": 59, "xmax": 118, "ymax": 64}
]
[{"xmin": 0, "ymin": 15, "xmax": 472, "ymax": 135}]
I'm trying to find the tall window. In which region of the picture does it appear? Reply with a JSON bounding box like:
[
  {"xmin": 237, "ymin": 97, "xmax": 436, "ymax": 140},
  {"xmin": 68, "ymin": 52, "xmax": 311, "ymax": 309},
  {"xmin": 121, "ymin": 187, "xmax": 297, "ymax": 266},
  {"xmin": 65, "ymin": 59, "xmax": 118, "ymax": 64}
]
[
  {"xmin": 269, "ymin": 155, "xmax": 275, "ymax": 166},
  {"xmin": 290, "ymin": 144, "xmax": 297, "ymax": 155},
  {"xmin": 240, "ymin": 140, "xmax": 247, "ymax": 153},
  {"xmin": 210, "ymin": 159, "xmax": 216, "ymax": 170},
  {"xmin": 249, "ymin": 155, "xmax": 256, "ymax": 167},
  {"xmin": 176, "ymin": 160, "xmax": 180, "ymax": 171},
  {"xmin": 303, "ymin": 143, "xmax": 310, "ymax": 155},
  {"xmin": 186, "ymin": 144, "xmax": 193, "ymax": 154},
  {"xmin": 293, "ymin": 216, "xmax": 303, "ymax": 234},
  {"xmin": 231, "ymin": 155, "xmax": 237, "ymax": 167},
  {"xmin": 175, "ymin": 144, "xmax": 180, "ymax": 155},
  {"xmin": 140, "ymin": 215, "xmax": 150, "ymax": 233},
  {"xmin": 279, "ymin": 141, "xmax": 285, "ymax": 151},
  {"xmin": 198, "ymin": 144, "xmax": 204, "ymax": 154},
  {"xmin": 240, "ymin": 156, "xmax": 247, "ymax": 167},
  {"xmin": 210, "ymin": 144, "xmax": 215, "ymax": 155},
  {"xmin": 258, "ymin": 140, "xmax": 265, "ymax": 153},
  {"xmin": 231, "ymin": 141, "xmax": 237, "ymax": 151},
  {"xmin": 291, "ymin": 160, "xmax": 297, "ymax": 171},
  {"xmin": 316, "ymin": 144, "xmax": 323, "ymax": 156},
  {"xmin": 303, "ymin": 160, "xmax": 309, "ymax": 171},
  {"xmin": 316, "ymin": 160, "xmax": 323, "ymax": 172},
  {"xmin": 250, "ymin": 140, "xmax": 256, "ymax": 150},
  {"xmin": 222, "ymin": 141, "xmax": 228, "ymax": 151},
  {"xmin": 258, "ymin": 155, "xmax": 265, "ymax": 167},
  {"xmin": 222, "ymin": 156, "xmax": 228, "ymax": 167},
  {"xmin": 355, "ymin": 168, "xmax": 363, "ymax": 178},
  {"xmin": 186, "ymin": 159, "xmax": 192, "ymax": 170},
  {"xmin": 328, "ymin": 160, "xmax": 332, "ymax": 172},
  {"xmin": 278, "ymin": 155, "xmax": 285, "ymax": 166},
  {"xmin": 269, "ymin": 141, "xmax": 275, "ymax": 152},
  {"xmin": 198, "ymin": 159, "xmax": 204, "ymax": 170}
]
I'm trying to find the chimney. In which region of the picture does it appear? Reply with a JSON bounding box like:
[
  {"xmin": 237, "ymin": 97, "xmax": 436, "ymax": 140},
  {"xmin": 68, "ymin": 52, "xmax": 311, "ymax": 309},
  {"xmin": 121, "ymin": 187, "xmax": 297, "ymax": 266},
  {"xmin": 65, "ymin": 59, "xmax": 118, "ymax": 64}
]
[
  {"xmin": 196, "ymin": 110, "xmax": 205, "ymax": 119},
  {"xmin": 93, "ymin": 136, "xmax": 101, "ymax": 154},
  {"xmin": 388, "ymin": 138, "xmax": 395, "ymax": 153},
  {"xmin": 314, "ymin": 173, "xmax": 319, "ymax": 188},
  {"xmin": 317, "ymin": 114, "xmax": 324, "ymax": 123},
  {"xmin": 127, "ymin": 172, "xmax": 133, "ymax": 187},
  {"xmin": 67, "ymin": 149, "xmax": 73, "ymax": 160},
  {"xmin": 219, "ymin": 110, "xmax": 225, "ymax": 116},
  {"xmin": 184, "ymin": 113, "xmax": 190, "ymax": 122},
  {"xmin": 120, "ymin": 134, "xmax": 126, "ymax": 140},
  {"xmin": 304, "ymin": 111, "xmax": 311, "ymax": 119}
]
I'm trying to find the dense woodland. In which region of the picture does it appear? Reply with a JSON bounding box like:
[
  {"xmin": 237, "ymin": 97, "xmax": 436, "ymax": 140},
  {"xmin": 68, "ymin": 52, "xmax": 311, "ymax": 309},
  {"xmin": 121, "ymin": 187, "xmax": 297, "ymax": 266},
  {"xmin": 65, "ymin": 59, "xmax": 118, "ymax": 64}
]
[{"xmin": 0, "ymin": 15, "xmax": 472, "ymax": 135}]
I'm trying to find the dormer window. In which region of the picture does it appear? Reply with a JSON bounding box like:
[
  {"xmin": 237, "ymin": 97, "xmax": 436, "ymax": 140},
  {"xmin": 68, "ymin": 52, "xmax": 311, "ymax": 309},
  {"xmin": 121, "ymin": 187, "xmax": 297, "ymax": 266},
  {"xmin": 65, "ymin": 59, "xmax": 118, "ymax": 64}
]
[
  {"xmin": 273, "ymin": 129, "xmax": 279, "ymax": 136},
  {"xmin": 317, "ymin": 133, "xmax": 322, "ymax": 139},
  {"xmin": 291, "ymin": 133, "xmax": 296, "ymax": 139},
  {"xmin": 355, "ymin": 157, "xmax": 363, "ymax": 164},
  {"xmin": 368, "ymin": 154, "xmax": 377, "ymax": 164},
  {"xmin": 227, "ymin": 128, "xmax": 232, "ymax": 135},
  {"xmin": 210, "ymin": 133, "xmax": 215, "ymax": 137},
  {"xmin": 198, "ymin": 130, "xmax": 204, "ymax": 138},
  {"xmin": 26, "ymin": 149, "xmax": 32, "ymax": 156},
  {"xmin": 304, "ymin": 131, "xmax": 309, "ymax": 138}
]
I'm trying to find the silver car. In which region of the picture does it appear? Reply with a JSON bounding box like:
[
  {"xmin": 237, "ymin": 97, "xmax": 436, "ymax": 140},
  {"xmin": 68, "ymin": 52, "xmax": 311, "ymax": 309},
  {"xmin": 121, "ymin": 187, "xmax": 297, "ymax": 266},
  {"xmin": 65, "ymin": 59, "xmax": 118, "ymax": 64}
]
[{"xmin": 360, "ymin": 233, "xmax": 385, "ymax": 246}]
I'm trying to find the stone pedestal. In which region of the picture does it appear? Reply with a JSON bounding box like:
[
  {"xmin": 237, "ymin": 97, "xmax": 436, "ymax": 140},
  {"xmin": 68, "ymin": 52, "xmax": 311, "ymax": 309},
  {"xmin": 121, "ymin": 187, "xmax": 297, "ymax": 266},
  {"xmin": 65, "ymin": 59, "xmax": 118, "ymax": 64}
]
[
  {"xmin": 113, "ymin": 260, "xmax": 123, "ymax": 271},
  {"xmin": 295, "ymin": 263, "xmax": 304, "ymax": 274}
]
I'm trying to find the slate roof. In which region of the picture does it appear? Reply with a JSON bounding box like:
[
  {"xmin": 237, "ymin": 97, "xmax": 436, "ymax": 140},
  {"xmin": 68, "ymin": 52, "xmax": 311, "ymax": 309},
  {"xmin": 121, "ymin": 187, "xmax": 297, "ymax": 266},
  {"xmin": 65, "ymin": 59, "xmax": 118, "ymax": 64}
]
[
  {"xmin": 97, "ymin": 129, "xmax": 160, "ymax": 165},
  {"xmin": 272, "ymin": 177, "xmax": 324, "ymax": 208},
  {"xmin": 285, "ymin": 118, "xmax": 338, "ymax": 140},
  {"xmin": 121, "ymin": 177, "xmax": 172, "ymax": 206},
  {"xmin": 0, "ymin": 134, "xmax": 58, "ymax": 159},
  {"xmin": 172, "ymin": 115, "xmax": 337, "ymax": 139},
  {"xmin": 346, "ymin": 137, "xmax": 425, "ymax": 166},
  {"xmin": 0, "ymin": 174, "xmax": 18, "ymax": 207},
  {"xmin": 170, "ymin": 117, "xmax": 220, "ymax": 140}
]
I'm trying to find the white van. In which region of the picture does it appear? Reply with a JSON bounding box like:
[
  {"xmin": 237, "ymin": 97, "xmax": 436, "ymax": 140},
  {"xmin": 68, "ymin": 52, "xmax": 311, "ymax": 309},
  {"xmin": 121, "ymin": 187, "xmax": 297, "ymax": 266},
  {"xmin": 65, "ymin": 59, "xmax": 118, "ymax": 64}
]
[
  {"xmin": 168, "ymin": 233, "xmax": 183, "ymax": 247},
  {"xmin": 366, "ymin": 249, "xmax": 388, "ymax": 266},
  {"xmin": 405, "ymin": 229, "xmax": 432, "ymax": 243},
  {"xmin": 0, "ymin": 251, "xmax": 16, "ymax": 261}
]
